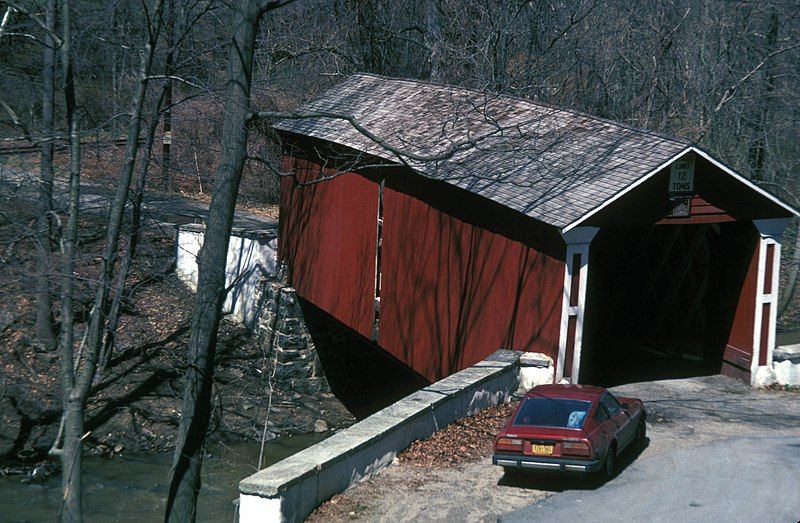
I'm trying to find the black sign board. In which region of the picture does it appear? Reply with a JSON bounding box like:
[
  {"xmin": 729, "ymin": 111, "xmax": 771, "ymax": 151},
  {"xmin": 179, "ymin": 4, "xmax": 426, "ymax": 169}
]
[{"xmin": 667, "ymin": 195, "xmax": 692, "ymax": 217}]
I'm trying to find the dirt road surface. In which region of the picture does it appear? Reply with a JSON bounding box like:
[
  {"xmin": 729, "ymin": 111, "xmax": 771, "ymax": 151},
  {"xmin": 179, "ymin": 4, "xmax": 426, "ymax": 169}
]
[
  {"xmin": 0, "ymin": 166, "xmax": 276, "ymax": 230},
  {"xmin": 312, "ymin": 375, "xmax": 800, "ymax": 522}
]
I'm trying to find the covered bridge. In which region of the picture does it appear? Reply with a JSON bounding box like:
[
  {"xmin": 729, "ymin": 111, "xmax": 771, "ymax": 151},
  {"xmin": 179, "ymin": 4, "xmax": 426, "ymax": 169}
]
[{"xmin": 273, "ymin": 73, "xmax": 798, "ymax": 387}]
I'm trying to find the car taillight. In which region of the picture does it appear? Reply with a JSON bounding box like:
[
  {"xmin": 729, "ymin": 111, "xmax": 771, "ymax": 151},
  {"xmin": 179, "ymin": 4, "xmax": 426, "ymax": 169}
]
[
  {"xmin": 562, "ymin": 440, "xmax": 591, "ymax": 457},
  {"xmin": 495, "ymin": 437, "xmax": 523, "ymax": 451}
]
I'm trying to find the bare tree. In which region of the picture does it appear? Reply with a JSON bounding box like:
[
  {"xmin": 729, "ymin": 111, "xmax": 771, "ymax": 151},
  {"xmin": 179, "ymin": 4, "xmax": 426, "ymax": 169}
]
[
  {"xmin": 56, "ymin": 0, "xmax": 85, "ymax": 518},
  {"xmin": 164, "ymin": 1, "xmax": 295, "ymax": 520},
  {"xmin": 35, "ymin": 0, "xmax": 56, "ymax": 350}
]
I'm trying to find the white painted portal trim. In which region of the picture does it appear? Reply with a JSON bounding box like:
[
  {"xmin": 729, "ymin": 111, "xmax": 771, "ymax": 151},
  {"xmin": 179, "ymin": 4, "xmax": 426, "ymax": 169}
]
[
  {"xmin": 563, "ymin": 146, "xmax": 799, "ymax": 233},
  {"xmin": 751, "ymin": 236, "xmax": 768, "ymax": 382},
  {"xmin": 556, "ymin": 227, "xmax": 598, "ymax": 383},
  {"xmin": 751, "ymin": 219, "xmax": 789, "ymax": 384}
]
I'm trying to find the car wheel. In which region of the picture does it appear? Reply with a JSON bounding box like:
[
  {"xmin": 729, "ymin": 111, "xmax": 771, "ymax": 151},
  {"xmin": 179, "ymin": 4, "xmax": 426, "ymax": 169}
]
[
  {"xmin": 636, "ymin": 419, "xmax": 647, "ymax": 447},
  {"xmin": 604, "ymin": 446, "xmax": 616, "ymax": 478}
]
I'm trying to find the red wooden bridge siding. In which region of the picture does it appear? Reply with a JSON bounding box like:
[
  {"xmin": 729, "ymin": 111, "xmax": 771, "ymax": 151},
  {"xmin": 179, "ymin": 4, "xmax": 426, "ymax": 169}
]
[
  {"xmin": 721, "ymin": 230, "xmax": 760, "ymax": 381},
  {"xmin": 279, "ymin": 153, "xmax": 566, "ymax": 383},
  {"xmin": 380, "ymin": 173, "xmax": 565, "ymax": 382},
  {"xmin": 278, "ymin": 155, "xmax": 378, "ymax": 339}
]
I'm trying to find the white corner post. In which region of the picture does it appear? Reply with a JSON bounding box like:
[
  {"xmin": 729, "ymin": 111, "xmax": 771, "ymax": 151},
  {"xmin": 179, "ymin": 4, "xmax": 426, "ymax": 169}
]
[
  {"xmin": 557, "ymin": 227, "xmax": 599, "ymax": 384},
  {"xmin": 751, "ymin": 218, "xmax": 790, "ymax": 385}
]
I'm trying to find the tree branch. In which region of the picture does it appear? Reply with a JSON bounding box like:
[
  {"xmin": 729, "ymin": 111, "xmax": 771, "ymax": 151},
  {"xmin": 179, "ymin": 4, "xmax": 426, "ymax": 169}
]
[
  {"xmin": 248, "ymin": 109, "xmax": 506, "ymax": 164},
  {"xmin": 2, "ymin": 1, "xmax": 62, "ymax": 46},
  {"xmin": 0, "ymin": 99, "xmax": 32, "ymax": 142},
  {"xmin": 0, "ymin": 6, "xmax": 15, "ymax": 39},
  {"xmin": 714, "ymin": 43, "xmax": 800, "ymax": 113}
]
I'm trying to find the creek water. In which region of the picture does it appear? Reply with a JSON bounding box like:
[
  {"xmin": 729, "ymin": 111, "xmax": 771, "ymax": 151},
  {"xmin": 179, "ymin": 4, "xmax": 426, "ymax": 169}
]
[{"xmin": 1, "ymin": 434, "xmax": 327, "ymax": 522}]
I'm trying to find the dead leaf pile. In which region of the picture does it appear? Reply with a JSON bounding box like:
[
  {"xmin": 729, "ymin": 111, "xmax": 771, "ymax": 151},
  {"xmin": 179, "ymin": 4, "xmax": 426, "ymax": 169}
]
[{"xmin": 397, "ymin": 401, "xmax": 517, "ymax": 468}]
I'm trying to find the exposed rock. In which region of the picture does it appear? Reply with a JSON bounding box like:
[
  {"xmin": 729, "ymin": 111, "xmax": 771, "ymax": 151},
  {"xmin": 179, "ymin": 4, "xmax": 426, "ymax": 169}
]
[
  {"xmin": 314, "ymin": 419, "xmax": 328, "ymax": 433},
  {"xmin": 774, "ymin": 344, "xmax": 800, "ymax": 364},
  {"xmin": 774, "ymin": 360, "xmax": 800, "ymax": 386},
  {"xmin": 753, "ymin": 366, "xmax": 777, "ymax": 387},
  {"xmin": 256, "ymin": 277, "xmax": 331, "ymax": 398},
  {"xmin": 28, "ymin": 462, "xmax": 56, "ymax": 483}
]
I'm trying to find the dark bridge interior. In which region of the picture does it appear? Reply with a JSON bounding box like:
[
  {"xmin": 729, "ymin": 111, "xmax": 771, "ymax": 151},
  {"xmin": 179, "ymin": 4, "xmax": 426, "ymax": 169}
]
[{"xmin": 580, "ymin": 222, "xmax": 757, "ymax": 387}]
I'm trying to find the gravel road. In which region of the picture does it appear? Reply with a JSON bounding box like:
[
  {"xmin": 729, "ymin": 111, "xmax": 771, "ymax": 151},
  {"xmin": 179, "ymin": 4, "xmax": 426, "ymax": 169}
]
[{"xmin": 319, "ymin": 375, "xmax": 800, "ymax": 522}]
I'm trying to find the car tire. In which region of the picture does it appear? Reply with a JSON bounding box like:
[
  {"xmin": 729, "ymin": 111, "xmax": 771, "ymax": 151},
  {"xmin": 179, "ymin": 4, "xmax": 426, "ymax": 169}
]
[
  {"xmin": 636, "ymin": 419, "xmax": 647, "ymax": 447},
  {"xmin": 502, "ymin": 466, "xmax": 518, "ymax": 478},
  {"xmin": 603, "ymin": 446, "xmax": 616, "ymax": 479}
]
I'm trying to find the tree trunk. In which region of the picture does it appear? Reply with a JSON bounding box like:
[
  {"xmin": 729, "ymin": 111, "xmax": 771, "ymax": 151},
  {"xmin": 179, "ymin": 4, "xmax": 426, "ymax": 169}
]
[
  {"xmin": 748, "ymin": 8, "xmax": 779, "ymax": 182},
  {"xmin": 165, "ymin": 1, "xmax": 263, "ymax": 520},
  {"xmin": 779, "ymin": 222, "xmax": 800, "ymax": 315},
  {"xmin": 58, "ymin": 0, "xmax": 83, "ymax": 518},
  {"xmin": 57, "ymin": 1, "xmax": 164, "ymax": 519},
  {"xmin": 60, "ymin": 394, "xmax": 84, "ymax": 522},
  {"xmin": 35, "ymin": 0, "xmax": 57, "ymax": 351},
  {"xmin": 162, "ymin": 0, "xmax": 175, "ymax": 191},
  {"xmin": 425, "ymin": 0, "xmax": 443, "ymax": 82},
  {"xmin": 82, "ymin": 0, "xmax": 164, "ymax": 393}
]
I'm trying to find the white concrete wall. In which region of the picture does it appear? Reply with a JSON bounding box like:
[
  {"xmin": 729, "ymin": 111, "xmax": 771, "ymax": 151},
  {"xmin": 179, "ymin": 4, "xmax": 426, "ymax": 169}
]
[{"xmin": 175, "ymin": 225, "xmax": 278, "ymax": 328}]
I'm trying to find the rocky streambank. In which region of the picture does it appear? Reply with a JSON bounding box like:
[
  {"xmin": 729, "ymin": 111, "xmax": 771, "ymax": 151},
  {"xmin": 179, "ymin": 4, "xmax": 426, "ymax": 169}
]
[{"xmin": 0, "ymin": 210, "xmax": 354, "ymax": 479}]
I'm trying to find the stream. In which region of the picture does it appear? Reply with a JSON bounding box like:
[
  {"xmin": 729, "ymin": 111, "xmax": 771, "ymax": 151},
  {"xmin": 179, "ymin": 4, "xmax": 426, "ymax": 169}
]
[{"xmin": 1, "ymin": 434, "xmax": 327, "ymax": 522}]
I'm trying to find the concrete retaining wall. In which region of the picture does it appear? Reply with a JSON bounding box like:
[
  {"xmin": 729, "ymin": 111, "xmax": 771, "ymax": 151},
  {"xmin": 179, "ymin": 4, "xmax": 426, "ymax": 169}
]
[
  {"xmin": 175, "ymin": 224, "xmax": 278, "ymax": 328},
  {"xmin": 238, "ymin": 349, "xmax": 521, "ymax": 523}
]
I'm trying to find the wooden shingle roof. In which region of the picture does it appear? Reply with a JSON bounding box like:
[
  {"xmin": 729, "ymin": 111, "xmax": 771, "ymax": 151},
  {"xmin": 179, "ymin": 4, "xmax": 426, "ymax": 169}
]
[{"xmin": 273, "ymin": 74, "xmax": 714, "ymax": 230}]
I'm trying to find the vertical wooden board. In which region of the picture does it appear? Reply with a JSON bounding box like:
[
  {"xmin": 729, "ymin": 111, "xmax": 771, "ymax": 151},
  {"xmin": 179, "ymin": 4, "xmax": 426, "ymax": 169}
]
[
  {"xmin": 564, "ymin": 315, "xmax": 578, "ymax": 379},
  {"xmin": 725, "ymin": 233, "xmax": 760, "ymax": 362},
  {"xmin": 759, "ymin": 303, "xmax": 771, "ymax": 366},
  {"xmin": 569, "ymin": 253, "xmax": 581, "ymax": 308},
  {"xmin": 764, "ymin": 244, "xmax": 774, "ymax": 295},
  {"xmin": 279, "ymin": 156, "xmax": 378, "ymax": 339},
  {"xmin": 379, "ymin": 186, "xmax": 564, "ymax": 382}
]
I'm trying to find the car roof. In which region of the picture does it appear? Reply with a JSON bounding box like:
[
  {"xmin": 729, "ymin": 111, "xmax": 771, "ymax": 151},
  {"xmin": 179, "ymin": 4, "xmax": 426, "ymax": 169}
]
[{"xmin": 524, "ymin": 384, "xmax": 607, "ymax": 402}]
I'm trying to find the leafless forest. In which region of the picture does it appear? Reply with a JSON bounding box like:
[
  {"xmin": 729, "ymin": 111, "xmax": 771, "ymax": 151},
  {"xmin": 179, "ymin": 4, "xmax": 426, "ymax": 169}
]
[{"xmin": 0, "ymin": 0, "xmax": 798, "ymax": 521}]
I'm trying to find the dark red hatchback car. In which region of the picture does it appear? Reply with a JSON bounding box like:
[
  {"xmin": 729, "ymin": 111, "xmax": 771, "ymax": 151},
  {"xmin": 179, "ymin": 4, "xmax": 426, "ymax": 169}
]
[{"xmin": 492, "ymin": 384, "xmax": 646, "ymax": 477}]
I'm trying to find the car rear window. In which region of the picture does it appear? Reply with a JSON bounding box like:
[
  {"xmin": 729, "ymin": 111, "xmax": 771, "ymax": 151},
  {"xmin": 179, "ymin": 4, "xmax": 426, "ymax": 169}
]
[{"xmin": 513, "ymin": 397, "xmax": 592, "ymax": 429}]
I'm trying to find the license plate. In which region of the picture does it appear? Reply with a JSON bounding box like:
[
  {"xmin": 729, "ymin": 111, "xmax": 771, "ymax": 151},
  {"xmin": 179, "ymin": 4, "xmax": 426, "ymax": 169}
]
[{"xmin": 531, "ymin": 444, "xmax": 554, "ymax": 455}]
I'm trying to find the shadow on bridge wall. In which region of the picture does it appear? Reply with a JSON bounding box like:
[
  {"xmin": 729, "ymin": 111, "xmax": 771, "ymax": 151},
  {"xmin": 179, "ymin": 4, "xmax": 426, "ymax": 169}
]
[{"xmin": 298, "ymin": 298, "xmax": 430, "ymax": 419}]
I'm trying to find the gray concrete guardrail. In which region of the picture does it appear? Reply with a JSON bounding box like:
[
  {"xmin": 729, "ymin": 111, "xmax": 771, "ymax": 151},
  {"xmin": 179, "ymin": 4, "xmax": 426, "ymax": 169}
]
[{"xmin": 238, "ymin": 349, "xmax": 521, "ymax": 522}]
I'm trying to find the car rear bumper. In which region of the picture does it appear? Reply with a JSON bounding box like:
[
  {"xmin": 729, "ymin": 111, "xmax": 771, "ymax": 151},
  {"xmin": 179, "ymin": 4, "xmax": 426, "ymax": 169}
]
[{"xmin": 492, "ymin": 453, "xmax": 603, "ymax": 473}]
